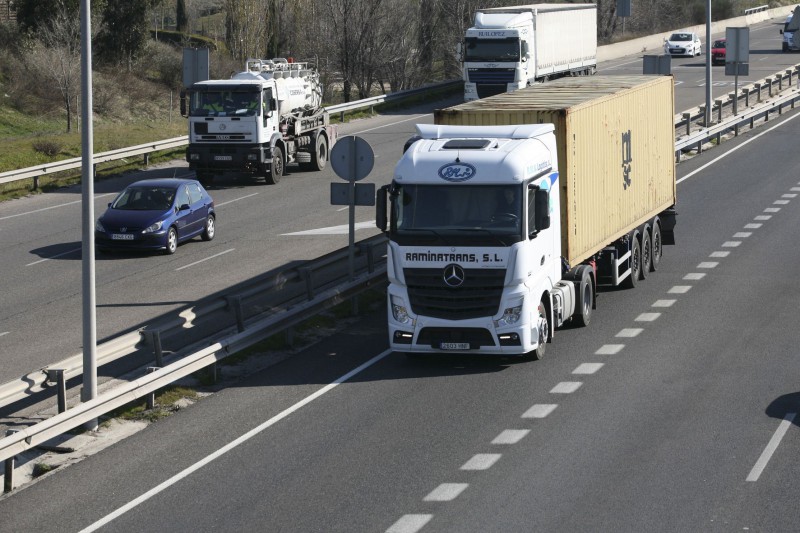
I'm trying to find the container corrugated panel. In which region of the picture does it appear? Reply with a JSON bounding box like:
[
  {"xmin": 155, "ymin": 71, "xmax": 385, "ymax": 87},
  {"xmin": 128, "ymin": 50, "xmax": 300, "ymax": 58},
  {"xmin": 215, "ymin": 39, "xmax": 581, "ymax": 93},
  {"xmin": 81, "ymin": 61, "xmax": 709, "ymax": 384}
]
[{"xmin": 434, "ymin": 76, "xmax": 676, "ymax": 265}]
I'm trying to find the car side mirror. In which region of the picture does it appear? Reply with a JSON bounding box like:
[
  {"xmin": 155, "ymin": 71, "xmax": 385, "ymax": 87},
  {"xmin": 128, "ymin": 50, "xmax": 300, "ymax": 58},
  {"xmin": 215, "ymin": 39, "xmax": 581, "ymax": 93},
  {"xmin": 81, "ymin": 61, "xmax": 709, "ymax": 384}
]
[{"xmin": 180, "ymin": 203, "xmax": 190, "ymax": 211}]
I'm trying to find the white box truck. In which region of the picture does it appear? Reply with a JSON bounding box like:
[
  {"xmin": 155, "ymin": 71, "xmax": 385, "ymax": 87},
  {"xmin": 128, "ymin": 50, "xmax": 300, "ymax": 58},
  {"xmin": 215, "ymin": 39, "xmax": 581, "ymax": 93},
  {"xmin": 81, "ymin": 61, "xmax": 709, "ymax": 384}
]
[
  {"xmin": 376, "ymin": 76, "xmax": 676, "ymax": 359},
  {"xmin": 459, "ymin": 3, "xmax": 597, "ymax": 101}
]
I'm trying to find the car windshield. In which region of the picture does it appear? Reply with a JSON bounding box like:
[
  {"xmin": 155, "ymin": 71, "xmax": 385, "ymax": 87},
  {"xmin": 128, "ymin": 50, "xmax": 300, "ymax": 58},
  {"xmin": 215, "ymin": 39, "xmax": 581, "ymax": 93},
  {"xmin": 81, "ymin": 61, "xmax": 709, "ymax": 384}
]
[
  {"xmin": 669, "ymin": 33, "xmax": 692, "ymax": 42},
  {"xmin": 111, "ymin": 186, "xmax": 176, "ymax": 211},
  {"xmin": 713, "ymin": 40, "xmax": 726, "ymax": 48}
]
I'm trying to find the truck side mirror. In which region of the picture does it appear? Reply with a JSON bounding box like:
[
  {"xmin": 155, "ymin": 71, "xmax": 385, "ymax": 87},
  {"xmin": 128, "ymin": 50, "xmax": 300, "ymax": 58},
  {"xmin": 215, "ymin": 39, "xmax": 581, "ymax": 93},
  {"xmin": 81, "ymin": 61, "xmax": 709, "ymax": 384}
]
[
  {"xmin": 521, "ymin": 42, "xmax": 529, "ymax": 61},
  {"xmin": 376, "ymin": 185, "xmax": 389, "ymax": 231},
  {"xmin": 180, "ymin": 90, "xmax": 188, "ymax": 117},
  {"xmin": 534, "ymin": 188, "xmax": 550, "ymax": 231}
]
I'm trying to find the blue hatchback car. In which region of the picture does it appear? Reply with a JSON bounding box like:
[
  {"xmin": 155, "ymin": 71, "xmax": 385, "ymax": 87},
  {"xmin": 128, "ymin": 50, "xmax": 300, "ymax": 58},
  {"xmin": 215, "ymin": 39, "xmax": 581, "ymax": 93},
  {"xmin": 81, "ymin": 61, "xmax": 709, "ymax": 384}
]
[{"xmin": 95, "ymin": 178, "xmax": 216, "ymax": 254}]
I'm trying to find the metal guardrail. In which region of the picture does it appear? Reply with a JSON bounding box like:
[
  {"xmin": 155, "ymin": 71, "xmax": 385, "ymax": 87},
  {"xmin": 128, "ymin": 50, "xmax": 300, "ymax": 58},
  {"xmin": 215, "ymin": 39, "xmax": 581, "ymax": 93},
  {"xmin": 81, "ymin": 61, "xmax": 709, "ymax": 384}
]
[
  {"xmin": 0, "ymin": 81, "xmax": 463, "ymax": 189},
  {"xmin": 744, "ymin": 5, "xmax": 769, "ymax": 15}
]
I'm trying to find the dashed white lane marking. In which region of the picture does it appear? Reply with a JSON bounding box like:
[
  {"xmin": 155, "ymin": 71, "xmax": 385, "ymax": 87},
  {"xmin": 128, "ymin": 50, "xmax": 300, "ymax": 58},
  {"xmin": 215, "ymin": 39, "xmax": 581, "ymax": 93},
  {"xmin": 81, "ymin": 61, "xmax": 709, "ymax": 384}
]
[
  {"xmin": 461, "ymin": 454, "xmax": 502, "ymax": 470},
  {"xmin": 175, "ymin": 249, "xmax": 235, "ymax": 271},
  {"xmin": 386, "ymin": 514, "xmax": 433, "ymax": 533},
  {"xmin": 733, "ymin": 232, "xmax": 752, "ymax": 238},
  {"xmin": 573, "ymin": 363, "xmax": 604, "ymax": 375},
  {"xmin": 522, "ymin": 404, "xmax": 558, "ymax": 419},
  {"xmin": 754, "ymin": 215, "xmax": 772, "ymax": 220},
  {"xmin": 683, "ymin": 273, "xmax": 705, "ymax": 281},
  {"xmin": 616, "ymin": 328, "xmax": 643, "ymax": 337},
  {"xmin": 791, "ymin": 187, "xmax": 800, "ymax": 192},
  {"xmin": 721, "ymin": 241, "xmax": 741, "ymax": 248},
  {"xmin": 653, "ymin": 299, "xmax": 677, "ymax": 306},
  {"xmin": 424, "ymin": 483, "xmax": 469, "ymax": 502},
  {"xmin": 710, "ymin": 251, "xmax": 730, "ymax": 258},
  {"xmin": 595, "ymin": 344, "xmax": 624, "ymax": 355},
  {"xmin": 635, "ymin": 313, "xmax": 661, "ymax": 322},
  {"xmin": 781, "ymin": 193, "xmax": 796, "ymax": 198},
  {"xmin": 668, "ymin": 285, "xmax": 692, "ymax": 294},
  {"xmin": 550, "ymin": 382, "xmax": 582, "ymax": 394},
  {"xmin": 214, "ymin": 192, "xmax": 259, "ymax": 207},
  {"xmin": 746, "ymin": 413, "xmax": 797, "ymax": 482},
  {"xmin": 764, "ymin": 207, "xmax": 781, "ymax": 213},
  {"xmin": 744, "ymin": 223, "xmax": 762, "ymax": 229},
  {"xmin": 282, "ymin": 221, "xmax": 376, "ymax": 236},
  {"xmin": 697, "ymin": 262, "xmax": 719, "ymax": 269},
  {"xmin": 492, "ymin": 430, "xmax": 530, "ymax": 445},
  {"xmin": 26, "ymin": 246, "xmax": 82, "ymax": 266},
  {"xmin": 773, "ymin": 200, "xmax": 790, "ymax": 205},
  {"xmin": 0, "ymin": 332, "xmax": 8, "ymax": 338}
]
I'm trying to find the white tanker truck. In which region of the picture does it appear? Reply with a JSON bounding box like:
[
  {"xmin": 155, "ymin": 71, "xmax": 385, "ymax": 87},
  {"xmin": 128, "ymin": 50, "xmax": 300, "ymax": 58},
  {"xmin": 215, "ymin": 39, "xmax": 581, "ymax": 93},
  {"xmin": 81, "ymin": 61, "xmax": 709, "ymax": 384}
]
[{"xmin": 181, "ymin": 58, "xmax": 336, "ymax": 185}]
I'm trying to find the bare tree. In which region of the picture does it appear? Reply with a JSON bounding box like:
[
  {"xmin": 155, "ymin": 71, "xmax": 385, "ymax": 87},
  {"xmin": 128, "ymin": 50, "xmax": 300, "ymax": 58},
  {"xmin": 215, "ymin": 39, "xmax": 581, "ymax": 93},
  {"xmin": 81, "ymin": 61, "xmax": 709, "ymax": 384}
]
[
  {"xmin": 224, "ymin": 0, "xmax": 268, "ymax": 60},
  {"xmin": 26, "ymin": 0, "xmax": 81, "ymax": 132}
]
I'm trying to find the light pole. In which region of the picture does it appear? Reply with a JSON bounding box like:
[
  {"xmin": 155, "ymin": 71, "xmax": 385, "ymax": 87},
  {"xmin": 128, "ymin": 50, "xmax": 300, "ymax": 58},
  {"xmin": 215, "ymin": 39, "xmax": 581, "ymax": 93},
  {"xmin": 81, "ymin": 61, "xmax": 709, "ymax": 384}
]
[{"xmin": 705, "ymin": 0, "xmax": 712, "ymax": 126}]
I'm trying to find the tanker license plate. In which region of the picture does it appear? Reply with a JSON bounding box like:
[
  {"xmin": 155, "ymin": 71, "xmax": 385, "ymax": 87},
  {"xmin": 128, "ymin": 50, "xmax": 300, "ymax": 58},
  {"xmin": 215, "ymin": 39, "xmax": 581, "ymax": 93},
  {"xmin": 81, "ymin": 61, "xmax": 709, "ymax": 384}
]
[
  {"xmin": 214, "ymin": 155, "xmax": 232, "ymax": 161},
  {"xmin": 440, "ymin": 342, "xmax": 470, "ymax": 350}
]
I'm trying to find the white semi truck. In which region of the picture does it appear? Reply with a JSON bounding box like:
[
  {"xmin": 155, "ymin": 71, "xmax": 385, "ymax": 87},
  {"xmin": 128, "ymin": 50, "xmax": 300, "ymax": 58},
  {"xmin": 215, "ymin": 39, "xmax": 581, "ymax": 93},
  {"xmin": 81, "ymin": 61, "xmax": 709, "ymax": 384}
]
[
  {"xmin": 376, "ymin": 76, "xmax": 676, "ymax": 359},
  {"xmin": 780, "ymin": 7, "xmax": 800, "ymax": 52},
  {"xmin": 458, "ymin": 3, "xmax": 597, "ymax": 101},
  {"xmin": 181, "ymin": 58, "xmax": 336, "ymax": 186}
]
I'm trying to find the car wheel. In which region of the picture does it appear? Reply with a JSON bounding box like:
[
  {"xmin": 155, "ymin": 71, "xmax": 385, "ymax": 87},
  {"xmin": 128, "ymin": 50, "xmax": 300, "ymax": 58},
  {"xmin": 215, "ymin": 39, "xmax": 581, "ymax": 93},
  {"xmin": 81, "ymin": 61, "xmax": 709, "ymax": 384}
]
[
  {"xmin": 202, "ymin": 214, "xmax": 215, "ymax": 241},
  {"xmin": 165, "ymin": 227, "xmax": 178, "ymax": 255}
]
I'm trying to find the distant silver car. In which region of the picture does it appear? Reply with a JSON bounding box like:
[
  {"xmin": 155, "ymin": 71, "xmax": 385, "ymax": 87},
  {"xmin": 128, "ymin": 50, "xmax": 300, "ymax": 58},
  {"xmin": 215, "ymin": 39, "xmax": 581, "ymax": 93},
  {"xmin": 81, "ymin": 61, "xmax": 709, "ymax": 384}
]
[{"xmin": 664, "ymin": 32, "xmax": 702, "ymax": 57}]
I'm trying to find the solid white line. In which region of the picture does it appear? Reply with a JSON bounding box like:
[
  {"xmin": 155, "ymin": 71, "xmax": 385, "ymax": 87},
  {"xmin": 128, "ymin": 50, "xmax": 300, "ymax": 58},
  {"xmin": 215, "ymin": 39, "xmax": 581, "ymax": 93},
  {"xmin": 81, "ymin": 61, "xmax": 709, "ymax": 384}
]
[
  {"xmin": 26, "ymin": 246, "xmax": 82, "ymax": 266},
  {"xmin": 386, "ymin": 514, "xmax": 433, "ymax": 533},
  {"xmin": 677, "ymin": 110, "xmax": 800, "ymax": 185},
  {"xmin": 282, "ymin": 221, "xmax": 376, "ymax": 236},
  {"xmin": 424, "ymin": 483, "xmax": 469, "ymax": 501},
  {"xmin": 214, "ymin": 192, "xmax": 259, "ymax": 207},
  {"xmin": 0, "ymin": 193, "xmax": 115, "ymax": 221},
  {"xmin": 0, "ymin": 332, "xmax": 8, "ymax": 338},
  {"xmin": 175, "ymin": 249, "xmax": 235, "ymax": 271},
  {"xmin": 79, "ymin": 349, "xmax": 393, "ymax": 533},
  {"xmin": 461, "ymin": 453, "xmax": 501, "ymax": 470},
  {"xmin": 746, "ymin": 413, "xmax": 797, "ymax": 482}
]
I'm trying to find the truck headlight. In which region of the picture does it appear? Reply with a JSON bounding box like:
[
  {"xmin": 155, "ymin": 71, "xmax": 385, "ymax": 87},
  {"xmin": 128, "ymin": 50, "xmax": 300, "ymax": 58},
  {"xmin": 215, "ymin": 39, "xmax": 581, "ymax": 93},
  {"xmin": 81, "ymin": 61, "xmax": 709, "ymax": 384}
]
[
  {"xmin": 189, "ymin": 153, "xmax": 200, "ymax": 161},
  {"xmin": 391, "ymin": 295, "xmax": 414, "ymax": 325},
  {"xmin": 494, "ymin": 300, "xmax": 523, "ymax": 327}
]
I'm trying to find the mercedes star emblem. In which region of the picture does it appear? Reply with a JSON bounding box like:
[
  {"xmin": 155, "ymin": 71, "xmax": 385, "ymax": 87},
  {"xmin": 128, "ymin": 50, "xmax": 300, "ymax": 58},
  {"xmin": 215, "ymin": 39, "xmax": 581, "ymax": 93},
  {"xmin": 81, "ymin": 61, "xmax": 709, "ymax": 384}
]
[{"xmin": 443, "ymin": 264, "xmax": 465, "ymax": 287}]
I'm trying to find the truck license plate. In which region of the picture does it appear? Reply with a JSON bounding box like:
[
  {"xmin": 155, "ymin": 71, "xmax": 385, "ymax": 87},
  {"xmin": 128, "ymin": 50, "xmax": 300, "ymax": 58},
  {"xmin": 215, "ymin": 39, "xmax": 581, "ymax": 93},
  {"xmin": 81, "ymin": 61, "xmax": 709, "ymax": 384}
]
[
  {"xmin": 440, "ymin": 342, "xmax": 470, "ymax": 350},
  {"xmin": 214, "ymin": 155, "xmax": 232, "ymax": 161},
  {"xmin": 112, "ymin": 234, "xmax": 134, "ymax": 240}
]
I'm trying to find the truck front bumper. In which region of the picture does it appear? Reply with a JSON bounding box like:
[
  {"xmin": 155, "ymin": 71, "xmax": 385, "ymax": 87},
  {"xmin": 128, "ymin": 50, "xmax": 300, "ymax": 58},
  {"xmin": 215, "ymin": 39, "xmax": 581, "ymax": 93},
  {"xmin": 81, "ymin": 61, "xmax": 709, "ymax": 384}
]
[{"xmin": 186, "ymin": 144, "xmax": 270, "ymax": 172}]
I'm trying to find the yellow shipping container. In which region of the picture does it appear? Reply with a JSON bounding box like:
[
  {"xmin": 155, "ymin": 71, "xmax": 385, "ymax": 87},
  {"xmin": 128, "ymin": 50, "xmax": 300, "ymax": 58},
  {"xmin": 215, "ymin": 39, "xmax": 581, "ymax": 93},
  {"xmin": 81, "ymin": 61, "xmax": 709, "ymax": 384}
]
[{"xmin": 434, "ymin": 75, "xmax": 676, "ymax": 266}]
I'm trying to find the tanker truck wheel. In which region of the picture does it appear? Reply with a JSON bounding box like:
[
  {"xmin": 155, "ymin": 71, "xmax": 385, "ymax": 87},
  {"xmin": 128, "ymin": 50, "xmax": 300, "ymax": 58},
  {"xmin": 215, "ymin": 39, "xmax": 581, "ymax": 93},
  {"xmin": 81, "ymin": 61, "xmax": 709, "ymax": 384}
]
[
  {"xmin": 265, "ymin": 147, "xmax": 284, "ymax": 185},
  {"xmin": 310, "ymin": 134, "xmax": 329, "ymax": 171}
]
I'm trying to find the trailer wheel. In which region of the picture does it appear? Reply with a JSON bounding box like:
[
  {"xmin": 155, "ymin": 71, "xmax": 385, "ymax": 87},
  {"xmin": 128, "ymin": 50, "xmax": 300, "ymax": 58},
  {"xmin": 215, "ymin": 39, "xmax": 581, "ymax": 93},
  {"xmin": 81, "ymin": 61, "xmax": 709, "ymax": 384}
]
[
  {"xmin": 640, "ymin": 227, "xmax": 652, "ymax": 280},
  {"xmin": 650, "ymin": 221, "xmax": 662, "ymax": 272},
  {"xmin": 310, "ymin": 134, "xmax": 328, "ymax": 171},
  {"xmin": 265, "ymin": 146, "xmax": 284, "ymax": 185},
  {"xmin": 623, "ymin": 235, "xmax": 641, "ymax": 289},
  {"xmin": 574, "ymin": 266, "xmax": 594, "ymax": 327},
  {"xmin": 526, "ymin": 301, "xmax": 549, "ymax": 361}
]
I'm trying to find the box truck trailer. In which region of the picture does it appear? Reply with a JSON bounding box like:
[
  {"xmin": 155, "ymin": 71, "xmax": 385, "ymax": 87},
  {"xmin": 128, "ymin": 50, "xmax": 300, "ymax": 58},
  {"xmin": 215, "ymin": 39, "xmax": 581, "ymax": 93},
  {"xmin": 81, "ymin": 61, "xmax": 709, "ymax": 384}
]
[
  {"xmin": 459, "ymin": 3, "xmax": 597, "ymax": 101},
  {"xmin": 376, "ymin": 76, "xmax": 677, "ymax": 359}
]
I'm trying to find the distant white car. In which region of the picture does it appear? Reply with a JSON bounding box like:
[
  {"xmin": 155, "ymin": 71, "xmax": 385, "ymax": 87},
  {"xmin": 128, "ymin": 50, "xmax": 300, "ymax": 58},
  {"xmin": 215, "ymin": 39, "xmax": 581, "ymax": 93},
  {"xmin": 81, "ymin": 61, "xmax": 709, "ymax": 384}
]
[{"xmin": 664, "ymin": 32, "xmax": 702, "ymax": 57}]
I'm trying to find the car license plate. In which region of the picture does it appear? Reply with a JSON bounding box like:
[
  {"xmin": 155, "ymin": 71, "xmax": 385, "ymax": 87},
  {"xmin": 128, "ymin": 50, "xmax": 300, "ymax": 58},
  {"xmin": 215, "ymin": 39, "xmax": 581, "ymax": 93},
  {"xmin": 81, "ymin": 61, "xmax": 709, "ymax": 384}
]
[
  {"xmin": 112, "ymin": 234, "xmax": 134, "ymax": 240},
  {"xmin": 214, "ymin": 155, "xmax": 232, "ymax": 161},
  {"xmin": 440, "ymin": 342, "xmax": 470, "ymax": 350}
]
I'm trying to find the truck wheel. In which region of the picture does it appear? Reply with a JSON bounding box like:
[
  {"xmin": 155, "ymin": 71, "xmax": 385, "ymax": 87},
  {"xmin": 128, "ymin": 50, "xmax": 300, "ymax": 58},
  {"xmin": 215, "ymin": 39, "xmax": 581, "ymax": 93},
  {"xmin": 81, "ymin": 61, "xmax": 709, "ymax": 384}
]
[
  {"xmin": 650, "ymin": 221, "xmax": 662, "ymax": 272},
  {"xmin": 527, "ymin": 301, "xmax": 548, "ymax": 361},
  {"xmin": 574, "ymin": 266, "xmax": 594, "ymax": 327},
  {"xmin": 310, "ymin": 134, "xmax": 328, "ymax": 171},
  {"xmin": 623, "ymin": 235, "xmax": 641, "ymax": 289},
  {"xmin": 265, "ymin": 146, "xmax": 283, "ymax": 185},
  {"xmin": 640, "ymin": 227, "xmax": 652, "ymax": 280}
]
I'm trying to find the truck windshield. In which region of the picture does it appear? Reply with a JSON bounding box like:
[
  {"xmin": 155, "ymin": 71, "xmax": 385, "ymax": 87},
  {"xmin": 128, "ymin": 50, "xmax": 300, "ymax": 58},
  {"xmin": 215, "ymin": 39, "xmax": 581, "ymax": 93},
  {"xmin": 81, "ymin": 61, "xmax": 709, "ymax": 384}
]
[
  {"xmin": 392, "ymin": 184, "xmax": 522, "ymax": 243},
  {"xmin": 190, "ymin": 90, "xmax": 260, "ymax": 117},
  {"xmin": 464, "ymin": 37, "xmax": 520, "ymax": 62}
]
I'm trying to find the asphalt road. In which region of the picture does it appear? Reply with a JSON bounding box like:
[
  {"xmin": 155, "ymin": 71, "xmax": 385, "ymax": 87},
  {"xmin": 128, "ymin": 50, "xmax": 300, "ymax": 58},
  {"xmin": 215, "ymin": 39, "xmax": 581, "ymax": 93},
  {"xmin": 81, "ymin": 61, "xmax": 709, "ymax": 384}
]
[{"xmin": 1, "ymin": 105, "xmax": 799, "ymax": 531}]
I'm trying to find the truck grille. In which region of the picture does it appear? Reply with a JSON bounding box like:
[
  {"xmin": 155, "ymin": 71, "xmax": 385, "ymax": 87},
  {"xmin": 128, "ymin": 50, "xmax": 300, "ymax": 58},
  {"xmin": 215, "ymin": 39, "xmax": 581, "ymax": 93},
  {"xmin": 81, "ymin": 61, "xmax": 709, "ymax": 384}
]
[
  {"xmin": 404, "ymin": 267, "xmax": 506, "ymax": 320},
  {"xmin": 468, "ymin": 68, "xmax": 515, "ymax": 84}
]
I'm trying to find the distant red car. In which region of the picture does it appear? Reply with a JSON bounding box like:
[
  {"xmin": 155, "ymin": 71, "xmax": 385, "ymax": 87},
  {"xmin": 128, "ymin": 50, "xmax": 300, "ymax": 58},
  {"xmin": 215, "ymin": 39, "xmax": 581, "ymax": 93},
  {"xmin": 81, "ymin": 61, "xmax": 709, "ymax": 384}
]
[{"xmin": 711, "ymin": 39, "xmax": 726, "ymax": 65}]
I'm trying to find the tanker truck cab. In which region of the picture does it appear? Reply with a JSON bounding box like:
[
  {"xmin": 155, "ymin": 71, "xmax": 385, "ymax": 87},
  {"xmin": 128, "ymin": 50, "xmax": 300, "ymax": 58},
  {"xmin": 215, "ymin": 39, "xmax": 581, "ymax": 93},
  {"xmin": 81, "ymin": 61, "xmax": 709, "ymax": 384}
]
[{"xmin": 377, "ymin": 124, "xmax": 578, "ymax": 359}]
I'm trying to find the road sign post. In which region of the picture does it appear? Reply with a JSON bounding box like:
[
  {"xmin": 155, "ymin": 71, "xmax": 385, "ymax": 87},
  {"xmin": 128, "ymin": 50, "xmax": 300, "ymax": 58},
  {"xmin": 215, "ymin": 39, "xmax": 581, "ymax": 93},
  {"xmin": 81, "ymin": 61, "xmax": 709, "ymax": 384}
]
[{"xmin": 330, "ymin": 136, "xmax": 375, "ymax": 281}]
